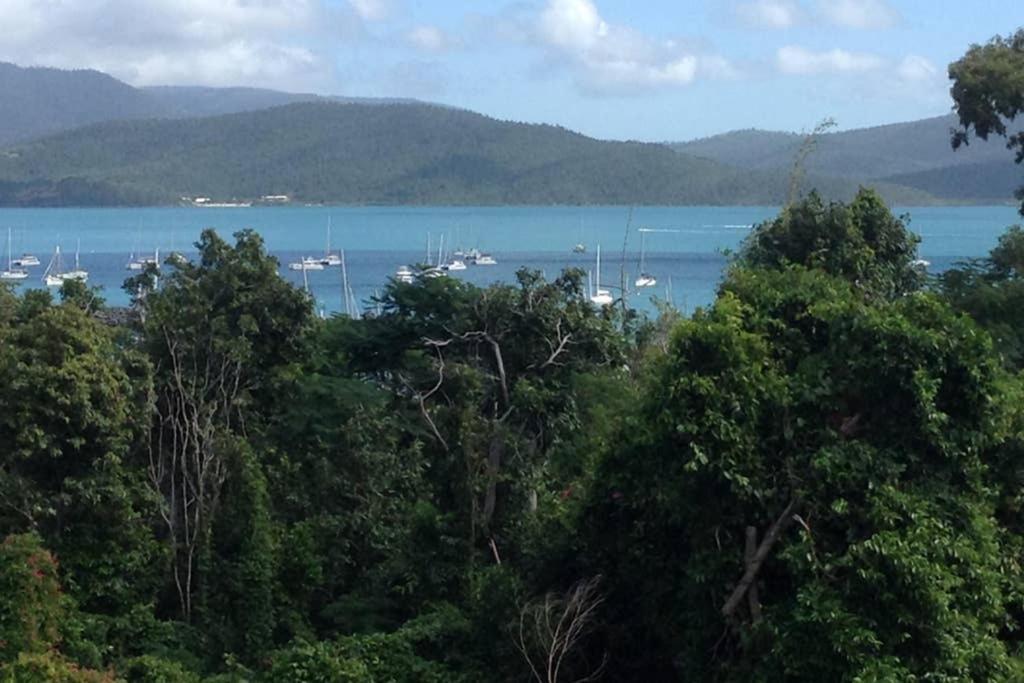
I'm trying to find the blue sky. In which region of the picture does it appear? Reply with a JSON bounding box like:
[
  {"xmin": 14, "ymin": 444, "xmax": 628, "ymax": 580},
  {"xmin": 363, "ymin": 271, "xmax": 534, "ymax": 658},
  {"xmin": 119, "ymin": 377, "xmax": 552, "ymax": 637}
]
[{"xmin": 0, "ymin": 0, "xmax": 1020, "ymax": 140}]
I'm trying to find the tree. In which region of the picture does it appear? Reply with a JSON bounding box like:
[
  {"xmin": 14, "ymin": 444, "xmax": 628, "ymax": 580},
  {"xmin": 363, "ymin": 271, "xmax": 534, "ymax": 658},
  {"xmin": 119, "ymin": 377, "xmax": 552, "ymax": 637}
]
[
  {"xmin": 949, "ymin": 28, "xmax": 1024, "ymax": 214},
  {"xmin": 735, "ymin": 188, "xmax": 923, "ymax": 299},
  {"xmin": 0, "ymin": 299, "xmax": 163, "ymax": 637},
  {"xmin": 137, "ymin": 228, "xmax": 312, "ymax": 621},
  {"xmin": 939, "ymin": 225, "xmax": 1024, "ymax": 370},
  {"xmin": 583, "ymin": 266, "xmax": 1014, "ymax": 680}
]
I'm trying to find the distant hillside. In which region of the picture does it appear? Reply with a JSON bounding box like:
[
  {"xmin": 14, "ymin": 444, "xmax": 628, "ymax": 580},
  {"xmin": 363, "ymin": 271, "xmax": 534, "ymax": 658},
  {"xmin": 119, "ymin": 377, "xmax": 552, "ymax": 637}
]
[
  {"xmin": 0, "ymin": 63, "xmax": 159, "ymax": 146},
  {"xmin": 673, "ymin": 116, "xmax": 1017, "ymax": 178},
  {"xmin": 0, "ymin": 62, "xmax": 422, "ymax": 146},
  {"xmin": 882, "ymin": 160, "xmax": 1023, "ymax": 201},
  {"xmin": 672, "ymin": 115, "xmax": 1024, "ymax": 205},
  {"xmin": 0, "ymin": 102, "xmax": 934, "ymax": 207}
]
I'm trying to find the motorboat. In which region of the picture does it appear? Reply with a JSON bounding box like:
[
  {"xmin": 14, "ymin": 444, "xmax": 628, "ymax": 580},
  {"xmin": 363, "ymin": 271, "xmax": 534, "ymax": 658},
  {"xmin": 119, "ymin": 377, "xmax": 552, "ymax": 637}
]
[
  {"xmin": 288, "ymin": 257, "xmax": 325, "ymax": 271},
  {"xmin": 395, "ymin": 265, "xmax": 415, "ymax": 283},
  {"xmin": 472, "ymin": 253, "xmax": 497, "ymax": 266},
  {"xmin": 13, "ymin": 254, "xmax": 39, "ymax": 267}
]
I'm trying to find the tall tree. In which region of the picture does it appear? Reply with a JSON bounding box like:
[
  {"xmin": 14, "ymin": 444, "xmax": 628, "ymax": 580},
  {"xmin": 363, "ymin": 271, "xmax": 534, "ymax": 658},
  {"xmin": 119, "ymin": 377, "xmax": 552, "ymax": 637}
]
[
  {"xmin": 138, "ymin": 228, "xmax": 312, "ymax": 620},
  {"xmin": 949, "ymin": 28, "xmax": 1024, "ymax": 213}
]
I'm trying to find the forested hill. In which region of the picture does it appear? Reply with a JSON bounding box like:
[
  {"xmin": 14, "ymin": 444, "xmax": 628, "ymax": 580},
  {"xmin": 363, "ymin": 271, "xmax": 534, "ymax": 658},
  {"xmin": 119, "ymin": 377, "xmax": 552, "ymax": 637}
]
[
  {"xmin": 0, "ymin": 62, "xmax": 418, "ymax": 147},
  {"xmin": 0, "ymin": 101, "xmax": 934, "ymax": 207},
  {"xmin": 671, "ymin": 115, "xmax": 1023, "ymax": 201}
]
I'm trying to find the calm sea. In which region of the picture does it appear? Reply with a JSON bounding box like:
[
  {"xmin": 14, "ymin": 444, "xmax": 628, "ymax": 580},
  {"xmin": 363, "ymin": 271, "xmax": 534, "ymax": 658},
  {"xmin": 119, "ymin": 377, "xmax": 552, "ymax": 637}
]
[{"xmin": 0, "ymin": 205, "xmax": 1020, "ymax": 315}]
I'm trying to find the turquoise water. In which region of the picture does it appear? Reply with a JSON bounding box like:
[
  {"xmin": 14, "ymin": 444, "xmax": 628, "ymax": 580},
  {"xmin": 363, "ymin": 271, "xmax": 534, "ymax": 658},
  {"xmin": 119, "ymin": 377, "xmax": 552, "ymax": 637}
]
[{"xmin": 1, "ymin": 205, "xmax": 1020, "ymax": 314}]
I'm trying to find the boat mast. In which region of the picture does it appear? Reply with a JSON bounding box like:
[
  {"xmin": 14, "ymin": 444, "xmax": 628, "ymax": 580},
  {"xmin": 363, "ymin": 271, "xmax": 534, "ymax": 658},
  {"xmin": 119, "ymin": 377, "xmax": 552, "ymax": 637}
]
[{"xmin": 341, "ymin": 248, "xmax": 351, "ymax": 317}]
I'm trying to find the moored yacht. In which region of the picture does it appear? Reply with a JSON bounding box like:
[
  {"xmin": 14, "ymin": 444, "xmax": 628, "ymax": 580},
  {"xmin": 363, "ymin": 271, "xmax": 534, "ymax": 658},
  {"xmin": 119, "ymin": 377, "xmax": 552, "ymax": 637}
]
[
  {"xmin": 288, "ymin": 257, "xmax": 325, "ymax": 271},
  {"xmin": 62, "ymin": 240, "xmax": 89, "ymax": 283},
  {"xmin": 589, "ymin": 244, "xmax": 614, "ymax": 306},
  {"xmin": 1, "ymin": 228, "xmax": 28, "ymax": 281},
  {"xmin": 42, "ymin": 245, "xmax": 65, "ymax": 287}
]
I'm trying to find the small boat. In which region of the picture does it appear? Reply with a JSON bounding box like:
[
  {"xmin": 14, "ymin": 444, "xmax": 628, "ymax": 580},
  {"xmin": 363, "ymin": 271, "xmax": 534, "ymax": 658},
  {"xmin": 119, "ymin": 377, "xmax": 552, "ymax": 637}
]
[
  {"xmin": 634, "ymin": 229, "xmax": 657, "ymax": 288},
  {"xmin": 573, "ymin": 243, "xmax": 587, "ymax": 254},
  {"xmin": 288, "ymin": 257, "xmax": 325, "ymax": 271},
  {"xmin": 1, "ymin": 228, "xmax": 28, "ymax": 281},
  {"xmin": 42, "ymin": 245, "xmax": 64, "ymax": 287},
  {"xmin": 320, "ymin": 217, "xmax": 343, "ymax": 266},
  {"xmin": 395, "ymin": 265, "xmax": 415, "ymax": 283},
  {"xmin": 473, "ymin": 253, "xmax": 497, "ymax": 266},
  {"xmin": 589, "ymin": 244, "xmax": 614, "ymax": 306},
  {"xmin": 444, "ymin": 259, "xmax": 468, "ymax": 272},
  {"xmin": 127, "ymin": 249, "xmax": 160, "ymax": 271},
  {"xmin": 13, "ymin": 254, "xmax": 39, "ymax": 267},
  {"xmin": 62, "ymin": 239, "xmax": 89, "ymax": 283}
]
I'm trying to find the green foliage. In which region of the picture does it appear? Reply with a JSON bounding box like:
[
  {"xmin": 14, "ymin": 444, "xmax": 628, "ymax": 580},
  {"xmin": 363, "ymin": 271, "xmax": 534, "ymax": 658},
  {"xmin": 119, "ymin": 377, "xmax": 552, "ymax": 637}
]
[
  {"xmin": 949, "ymin": 28, "xmax": 1024, "ymax": 213},
  {"xmin": 263, "ymin": 642, "xmax": 369, "ymax": 683},
  {"xmin": 735, "ymin": 188, "xmax": 922, "ymax": 299},
  {"xmin": 119, "ymin": 656, "xmax": 200, "ymax": 683},
  {"xmin": 940, "ymin": 225, "xmax": 1024, "ymax": 370},
  {"xmin": 0, "ymin": 297, "xmax": 163, "ymax": 638},
  {"xmin": 200, "ymin": 442, "xmax": 275, "ymax": 664},
  {"xmin": 583, "ymin": 266, "xmax": 1015, "ymax": 680},
  {"xmin": 0, "ymin": 533, "xmax": 64, "ymax": 662},
  {"xmin": 0, "ymin": 652, "xmax": 114, "ymax": 683}
]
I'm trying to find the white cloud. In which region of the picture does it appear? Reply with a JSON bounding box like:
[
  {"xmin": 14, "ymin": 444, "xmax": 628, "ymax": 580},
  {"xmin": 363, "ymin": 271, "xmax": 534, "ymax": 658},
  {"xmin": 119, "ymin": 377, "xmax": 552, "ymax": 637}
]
[
  {"xmin": 348, "ymin": 0, "xmax": 392, "ymax": 22},
  {"xmin": 0, "ymin": 0, "xmax": 351, "ymax": 90},
  {"xmin": 816, "ymin": 0, "xmax": 900, "ymax": 29},
  {"xmin": 534, "ymin": 0, "xmax": 733, "ymax": 94},
  {"xmin": 407, "ymin": 25, "xmax": 455, "ymax": 54},
  {"xmin": 776, "ymin": 45, "xmax": 884, "ymax": 74},
  {"xmin": 734, "ymin": 0, "xmax": 803, "ymax": 29},
  {"xmin": 896, "ymin": 54, "xmax": 938, "ymax": 82}
]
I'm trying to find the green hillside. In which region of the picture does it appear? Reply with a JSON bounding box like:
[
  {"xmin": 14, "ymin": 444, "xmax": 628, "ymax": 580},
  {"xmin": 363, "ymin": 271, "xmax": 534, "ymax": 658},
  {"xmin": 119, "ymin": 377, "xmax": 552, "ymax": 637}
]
[
  {"xmin": 673, "ymin": 116, "xmax": 1016, "ymax": 176},
  {"xmin": 0, "ymin": 101, "xmax": 933, "ymax": 207}
]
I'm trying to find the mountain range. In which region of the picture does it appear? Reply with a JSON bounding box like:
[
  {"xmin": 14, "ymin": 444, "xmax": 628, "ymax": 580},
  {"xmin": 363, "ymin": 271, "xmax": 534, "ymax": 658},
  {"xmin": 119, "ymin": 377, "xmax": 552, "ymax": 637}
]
[{"xmin": 0, "ymin": 62, "xmax": 1018, "ymax": 207}]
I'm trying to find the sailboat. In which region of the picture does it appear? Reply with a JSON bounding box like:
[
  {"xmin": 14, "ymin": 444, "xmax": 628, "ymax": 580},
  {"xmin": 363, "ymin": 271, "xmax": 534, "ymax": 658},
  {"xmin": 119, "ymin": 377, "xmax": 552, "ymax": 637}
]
[
  {"xmin": 589, "ymin": 244, "xmax": 614, "ymax": 306},
  {"xmin": 1, "ymin": 228, "xmax": 28, "ymax": 281},
  {"xmin": 635, "ymin": 228, "xmax": 657, "ymax": 288},
  {"xmin": 63, "ymin": 239, "xmax": 89, "ymax": 282},
  {"xmin": 320, "ymin": 217, "xmax": 342, "ymax": 266},
  {"xmin": 42, "ymin": 245, "xmax": 65, "ymax": 287}
]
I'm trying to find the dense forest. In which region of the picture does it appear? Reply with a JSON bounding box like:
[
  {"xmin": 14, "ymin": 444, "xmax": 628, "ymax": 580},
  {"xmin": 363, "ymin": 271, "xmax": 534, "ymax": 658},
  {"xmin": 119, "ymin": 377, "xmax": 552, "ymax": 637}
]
[
  {"xmin": 2, "ymin": 183, "xmax": 1024, "ymax": 681},
  {"xmin": 2, "ymin": 25, "xmax": 1024, "ymax": 683}
]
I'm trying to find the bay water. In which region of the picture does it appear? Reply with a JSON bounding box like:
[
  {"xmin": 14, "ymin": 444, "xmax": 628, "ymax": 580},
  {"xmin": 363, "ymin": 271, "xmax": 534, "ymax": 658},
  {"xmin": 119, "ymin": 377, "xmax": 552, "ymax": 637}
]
[{"xmin": 1, "ymin": 205, "xmax": 1020, "ymax": 315}]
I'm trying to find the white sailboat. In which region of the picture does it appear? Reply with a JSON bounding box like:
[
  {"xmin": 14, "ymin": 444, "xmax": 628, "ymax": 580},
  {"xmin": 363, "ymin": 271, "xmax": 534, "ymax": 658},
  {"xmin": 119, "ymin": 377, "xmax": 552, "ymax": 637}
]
[
  {"xmin": 589, "ymin": 244, "xmax": 614, "ymax": 306},
  {"xmin": 635, "ymin": 229, "xmax": 657, "ymax": 288},
  {"xmin": 42, "ymin": 245, "xmax": 65, "ymax": 287},
  {"xmin": 63, "ymin": 239, "xmax": 88, "ymax": 282},
  {"xmin": 320, "ymin": 217, "xmax": 342, "ymax": 266},
  {"xmin": 1, "ymin": 228, "xmax": 28, "ymax": 281}
]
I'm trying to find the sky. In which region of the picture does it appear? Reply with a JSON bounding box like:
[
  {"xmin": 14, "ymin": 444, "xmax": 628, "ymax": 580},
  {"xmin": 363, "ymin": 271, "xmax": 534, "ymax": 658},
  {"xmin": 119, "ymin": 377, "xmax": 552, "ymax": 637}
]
[{"xmin": 0, "ymin": 0, "xmax": 1020, "ymax": 141}]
